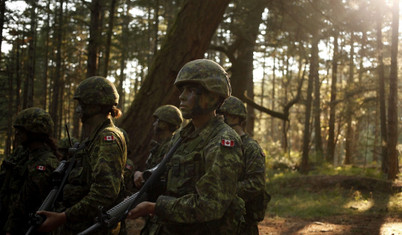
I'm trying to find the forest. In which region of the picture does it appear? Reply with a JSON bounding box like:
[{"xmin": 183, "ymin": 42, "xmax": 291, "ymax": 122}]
[{"xmin": 0, "ymin": 0, "xmax": 401, "ymax": 233}]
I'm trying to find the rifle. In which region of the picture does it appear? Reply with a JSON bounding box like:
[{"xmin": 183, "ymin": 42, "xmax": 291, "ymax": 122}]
[
  {"xmin": 77, "ymin": 137, "xmax": 184, "ymax": 235},
  {"xmin": 25, "ymin": 126, "xmax": 79, "ymax": 235}
]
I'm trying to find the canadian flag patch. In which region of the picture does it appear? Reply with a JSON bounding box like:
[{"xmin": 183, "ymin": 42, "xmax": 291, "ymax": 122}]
[
  {"xmin": 104, "ymin": 136, "xmax": 115, "ymax": 141},
  {"xmin": 221, "ymin": 139, "xmax": 235, "ymax": 147},
  {"xmin": 36, "ymin": 165, "xmax": 46, "ymax": 171},
  {"xmin": 125, "ymin": 164, "xmax": 133, "ymax": 170}
]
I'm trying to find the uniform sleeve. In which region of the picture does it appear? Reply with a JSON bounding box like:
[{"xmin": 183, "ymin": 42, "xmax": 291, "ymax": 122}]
[
  {"xmin": 155, "ymin": 137, "xmax": 243, "ymax": 223},
  {"xmin": 237, "ymin": 140, "xmax": 266, "ymax": 201},
  {"xmin": 65, "ymin": 131, "xmax": 126, "ymax": 222},
  {"xmin": 5, "ymin": 155, "xmax": 58, "ymax": 233}
]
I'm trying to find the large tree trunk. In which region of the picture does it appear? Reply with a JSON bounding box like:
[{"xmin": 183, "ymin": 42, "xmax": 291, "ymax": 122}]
[
  {"xmin": 0, "ymin": 0, "xmax": 6, "ymax": 62},
  {"xmin": 327, "ymin": 30, "xmax": 339, "ymax": 164},
  {"xmin": 228, "ymin": 0, "xmax": 266, "ymax": 136},
  {"xmin": 118, "ymin": 0, "xmax": 130, "ymax": 112},
  {"xmin": 300, "ymin": 31, "xmax": 318, "ymax": 174},
  {"xmin": 119, "ymin": 0, "xmax": 231, "ymax": 167},
  {"xmin": 87, "ymin": 0, "xmax": 101, "ymax": 77},
  {"xmin": 387, "ymin": 0, "xmax": 399, "ymax": 180}
]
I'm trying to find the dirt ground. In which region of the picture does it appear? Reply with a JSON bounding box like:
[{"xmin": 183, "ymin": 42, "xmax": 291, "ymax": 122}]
[
  {"xmin": 126, "ymin": 215, "xmax": 402, "ymax": 235},
  {"xmin": 258, "ymin": 215, "xmax": 402, "ymax": 235}
]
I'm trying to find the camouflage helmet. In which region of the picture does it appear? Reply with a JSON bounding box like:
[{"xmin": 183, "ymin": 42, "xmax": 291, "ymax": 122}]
[
  {"xmin": 153, "ymin": 105, "xmax": 183, "ymax": 128},
  {"xmin": 174, "ymin": 59, "xmax": 231, "ymax": 99},
  {"xmin": 13, "ymin": 107, "xmax": 54, "ymax": 135},
  {"xmin": 74, "ymin": 76, "xmax": 119, "ymax": 106},
  {"xmin": 218, "ymin": 96, "xmax": 247, "ymax": 119}
]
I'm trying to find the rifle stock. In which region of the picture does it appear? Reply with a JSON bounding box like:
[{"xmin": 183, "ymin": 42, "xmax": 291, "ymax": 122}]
[{"xmin": 78, "ymin": 137, "xmax": 183, "ymax": 235}]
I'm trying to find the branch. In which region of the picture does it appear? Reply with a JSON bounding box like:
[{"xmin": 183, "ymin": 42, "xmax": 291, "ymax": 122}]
[{"xmin": 243, "ymin": 91, "xmax": 289, "ymax": 121}]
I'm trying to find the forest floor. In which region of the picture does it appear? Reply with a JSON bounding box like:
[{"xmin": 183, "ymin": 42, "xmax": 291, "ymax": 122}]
[{"xmin": 125, "ymin": 173, "xmax": 402, "ymax": 235}]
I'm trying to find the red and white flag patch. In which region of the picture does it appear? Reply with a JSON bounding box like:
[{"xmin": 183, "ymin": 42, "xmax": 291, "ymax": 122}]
[
  {"xmin": 125, "ymin": 164, "xmax": 133, "ymax": 170},
  {"xmin": 36, "ymin": 165, "xmax": 46, "ymax": 171},
  {"xmin": 221, "ymin": 139, "xmax": 235, "ymax": 147},
  {"xmin": 104, "ymin": 136, "xmax": 115, "ymax": 141}
]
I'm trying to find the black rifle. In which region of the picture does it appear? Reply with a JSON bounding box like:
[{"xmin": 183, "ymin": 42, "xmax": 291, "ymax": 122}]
[
  {"xmin": 25, "ymin": 126, "xmax": 79, "ymax": 235},
  {"xmin": 77, "ymin": 137, "xmax": 183, "ymax": 235}
]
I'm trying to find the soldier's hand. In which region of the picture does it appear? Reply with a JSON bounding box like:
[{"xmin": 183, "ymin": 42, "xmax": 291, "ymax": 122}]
[
  {"xmin": 134, "ymin": 171, "xmax": 145, "ymax": 188},
  {"xmin": 127, "ymin": 201, "xmax": 155, "ymax": 220},
  {"xmin": 36, "ymin": 211, "xmax": 66, "ymax": 232}
]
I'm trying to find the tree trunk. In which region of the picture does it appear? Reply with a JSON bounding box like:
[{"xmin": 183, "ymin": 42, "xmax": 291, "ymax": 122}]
[
  {"xmin": 118, "ymin": 0, "xmax": 131, "ymax": 112},
  {"xmin": 24, "ymin": 0, "xmax": 37, "ymax": 108},
  {"xmin": 103, "ymin": 0, "xmax": 117, "ymax": 77},
  {"xmin": 387, "ymin": 0, "xmax": 399, "ymax": 180},
  {"xmin": 313, "ymin": 34, "xmax": 323, "ymax": 159},
  {"xmin": 344, "ymin": 32, "xmax": 355, "ymax": 165},
  {"xmin": 327, "ymin": 30, "xmax": 339, "ymax": 164},
  {"xmin": 119, "ymin": 0, "xmax": 231, "ymax": 167},
  {"xmin": 376, "ymin": 1, "xmax": 388, "ymax": 173},
  {"xmin": 0, "ymin": 0, "xmax": 6, "ymax": 62},
  {"xmin": 300, "ymin": 31, "xmax": 318, "ymax": 174},
  {"xmin": 50, "ymin": 0, "xmax": 64, "ymax": 138},
  {"xmin": 87, "ymin": 0, "xmax": 101, "ymax": 77},
  {"xmin": 227, "ymin": 0, "xmax": 266, "ymax": 136}
]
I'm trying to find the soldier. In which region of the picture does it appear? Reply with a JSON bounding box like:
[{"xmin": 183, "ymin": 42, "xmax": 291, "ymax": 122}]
[
  {"xmin": 37, "ymin": 76, "xmax": 127, "ymax": 235},
  {"xmin": 218, "ymin": 96, "xmax": 270, "ymax": 235},
  {"xmin": 1, "ymin": 107, "xmax": 60, "ymax": 234},
  {"xmin": 133, "ymin": 105, "xmax": 183, "ymax": 190},
  {"xmin": 127, "ymin": 59, "xmax": 245, "ymax": 234}
]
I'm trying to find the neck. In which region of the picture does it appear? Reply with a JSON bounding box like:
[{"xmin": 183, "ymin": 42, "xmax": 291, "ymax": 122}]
[
  {"xmin": 81, "ymin": 114, "xmax": 108, "ymax": 139},
  {"xmin": 232, "ymin": 125, "xmax": 245, "ymax": 136},
  {"xmin": 192, "ymin": 111, "xmax": 216, "ymax": 131}
]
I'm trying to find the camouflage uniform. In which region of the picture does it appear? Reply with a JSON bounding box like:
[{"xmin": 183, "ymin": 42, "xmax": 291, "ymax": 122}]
[
  {"xmin": 144, "ymin": 139, "xmax": 170, "ymax": 170},
  {"xmin": 4, "ymin": 146, "xmax": 59, "ymax": 234},
  {"xmin": 1, "ymin": 107, "xmax": 59, "ymax": 234},
  {"xmin": 58, "ymin": 118, "xmax": 126, "ymax": 234},
  {"xmin": 238, "ymin": 134, "xmax": 267, "ymax": 235},
  {"xmin": 56, "ymin": 76, "xmax": 127, "ymax": 234},
  {"xmin": 144, "ymin": 117, "xmax": 245, "ymax": 235},
  {"xmin": 0, "ymin": 146, "xmax": 28, "ymax": 233},
  {"xmin": 142, "ymin": 59, "xmax": 245, "ymax": 235},
  {"xmin": 219, "ymin": 96, "xmax": 269, "ymax": 235}
]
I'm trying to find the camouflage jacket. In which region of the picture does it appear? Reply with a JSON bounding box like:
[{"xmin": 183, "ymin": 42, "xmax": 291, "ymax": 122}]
[
  {"xmin": 144, "ymin": 139, "xmax": 170, "ymax": 170},
  {"xmin": 3, "ymin": 146, "xmax": 59, "ymax": 234},
  {"xmin": 150, "ymin": 116, "xmax": 245, "ymax": 235},
  {"xmin": 238, "ymin": 134, "xmax": 268, "ymax": 222},
  {"xmin": 61, "ymin": 118, "xmax": 127, "ymax": 234},
  {"xmin": 0, "ymin": 146, "xmax": 28, "ymax": 232},
  {"xmin": 123, "ymin": 158, "xmax": 135, "ymax": 196}
]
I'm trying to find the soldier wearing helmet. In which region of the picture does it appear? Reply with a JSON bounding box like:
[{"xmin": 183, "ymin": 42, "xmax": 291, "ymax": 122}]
[
  {"xmin": 128, "ymin": 59, "xmax": 245, "ymax": 234},
  {"xmin": 1, "ymin": 107, "xmax": 59, "ymax": 234},
  {"xmin": 37, "ymin": 76, "xmax": 127, "ymax": 235},
  {"xmin": 218, "ymin": 96, "xmax": 270, "ymax": 235},
  {"xmin": 132, "ymin": 105, "xmax": 183, "ymax": 190}
]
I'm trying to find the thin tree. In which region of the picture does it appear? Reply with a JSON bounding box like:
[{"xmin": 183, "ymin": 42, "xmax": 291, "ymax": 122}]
[{"xmin": 387, "ymin": 0, "xmax": 399, "ymax": 180}]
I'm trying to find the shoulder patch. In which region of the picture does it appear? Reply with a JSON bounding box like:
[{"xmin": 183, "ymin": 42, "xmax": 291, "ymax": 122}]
[
  {"xmin": 104, "ymin": 135, "xmax": 115, "ymax": 141},
  {"xmin": 36, "ymin": 165, "xmax": 46, "ymax": 171},
  {"xmin": 125, "ymin": 164, "xmax": 133, "ymax": 170},
  {"xmin": 221, "ymin": 139, "xmax": 235, "ymax": 147}
]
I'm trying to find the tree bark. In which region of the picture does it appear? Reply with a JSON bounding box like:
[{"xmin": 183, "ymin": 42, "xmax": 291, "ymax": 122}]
[
  {"xmin": 50, "ymin": 0, "xmax": 64, "ymax": 138},
  {"xmin": 327, "ymin": 30, "xmax": 339, "ymax": 164},
  {"xmin": 87, "ymin": 0, "xmax": 101, "ymax": 77},
  {"xmin": 103, "ymin": 0, "xmax": 117, "ymax": 77},
  {"xmin": 119, "ymin": 0, "xmax": 231, "ymax": 167},
  {"xmin": 376, "ymin": 1, "xmax": 388, "ymax": 173},
  {"xmin": 300, "ymin": 30, "xmax": 318, "ymax": 174},
  {"xmin": 387, "ymin": 0, "xmax": 399, "ymax": 180},
  {"xmin": 344, "ymin": 32, "xmax": 355, "ymax": 165}
]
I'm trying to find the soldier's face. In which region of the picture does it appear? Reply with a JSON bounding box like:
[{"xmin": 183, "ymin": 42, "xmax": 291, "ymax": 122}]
[
  {"xmin": 76, "ymin": 101, "xmax": 100, "ymax": 122},
  {"xmin": 178, "ymin": 85, "xmax": 203, "ymax": 119},
  {"xmin": 14, "ymin": 127, "xmax": 28, "ymax": 146}
]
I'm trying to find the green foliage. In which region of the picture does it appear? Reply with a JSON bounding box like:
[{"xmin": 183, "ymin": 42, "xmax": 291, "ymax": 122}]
[{"xmin": 266, "ymin": 170, "xmax": 402, "ymax": 219}]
